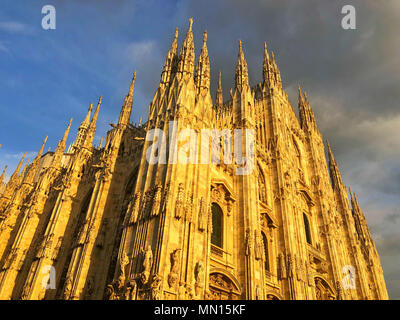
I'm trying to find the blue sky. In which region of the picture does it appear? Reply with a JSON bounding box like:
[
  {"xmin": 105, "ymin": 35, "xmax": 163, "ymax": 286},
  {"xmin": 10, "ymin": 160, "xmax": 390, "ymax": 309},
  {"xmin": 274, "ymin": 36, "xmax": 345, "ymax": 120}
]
[
  {"xmin": 1, "ymin": 0, "xmax": 400, "ymax": 298},
  {"xmin": 0, "ymin": 0, "xmax": 182, "ymax": 161}
]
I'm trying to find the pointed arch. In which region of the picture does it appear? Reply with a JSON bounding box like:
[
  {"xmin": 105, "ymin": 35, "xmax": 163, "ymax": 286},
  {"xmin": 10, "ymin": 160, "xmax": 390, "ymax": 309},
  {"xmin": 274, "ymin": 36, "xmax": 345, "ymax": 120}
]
[{"xmin": 208, "ymin": 269, "xmax": 241, "ymax": 300}]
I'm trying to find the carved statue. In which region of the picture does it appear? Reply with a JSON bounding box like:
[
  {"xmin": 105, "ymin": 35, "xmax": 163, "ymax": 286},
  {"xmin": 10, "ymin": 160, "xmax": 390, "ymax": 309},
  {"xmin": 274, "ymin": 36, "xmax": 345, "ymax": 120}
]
[
  {"xmin": 119, "ymin": 252, "xmax": 129, "ymax": 283},
  {"xmin": 198, "ymin": 197, "xmax": 206, "ymax": 231},
  {"xmin": 127, "ymin": 192, "xmax": 141, "ymax": 225},
  {"xmin": 194, "ymin": 260, "xmax": 204, "ymax": 296},
  {"xmin": 254, "ymin": 230, "xmax": 262, "ymax": 260},
  {"xmin": 151, "ymin": 185, "xmax": 162, "ymax": 217},
  {"xmin": 141, "ymin": 245, "xmax": 153, "ymax": 284},
  {"xmin": 175, "ymin": 183, "xmax": 184, "ymax": 220},
  {"xmin": 168, "ymin": 248, "xmax": 181, "ymax": 288},
  {"xmin": 245, "ymin": 228, "xmax": 253, "ymax": 257},
  {"xmin": 287, "ymin": 253, "xmax": 295, "ymax": 279}
]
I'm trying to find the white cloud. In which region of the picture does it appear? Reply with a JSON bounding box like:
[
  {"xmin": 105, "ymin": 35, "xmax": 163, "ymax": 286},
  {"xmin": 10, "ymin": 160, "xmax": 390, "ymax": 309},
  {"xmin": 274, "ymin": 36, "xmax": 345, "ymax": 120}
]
[
  {"xmin": 0, "ymin": 21, "xmax": 34, "ymax": 34},
  {"xmin": 125, "ymin": 40, "xmax": 156, "ymax": 63}
]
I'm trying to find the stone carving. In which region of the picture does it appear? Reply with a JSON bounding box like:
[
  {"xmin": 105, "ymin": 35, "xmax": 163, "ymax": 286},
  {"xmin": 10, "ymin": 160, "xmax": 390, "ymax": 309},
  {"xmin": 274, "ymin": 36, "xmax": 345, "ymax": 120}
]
[
  {"xmin": 287, "ymin": 253, "xmax": 294, "ymax": 279},
  {"xmin": 254, "ymin": 230, "xmax": 263, "ymax": 261},
  {"xmin": 194, "ymin": 260, "xmax": 204, "ymax": 296},
  {"xmin": 125, "ymin": 278, "xmax": 137, "ymax": 300},
  {"xmin": 175, "ymin": 183, "xmax": 185, "ymax": 220},
  {"xmin": 245, "ymin": 228, "xmax": 253, "ymax": 257},
  {"xmin": 168, "ymin": 248, "xmax": 181, "ymax": 288},
  {"xmin": 119, "ymin": 252, "xmax": 129, "ymax": 283},
  {"xmin": 141, "ymin": 246, "xmax": 153, "ymax": 284},
  {"xmin": 185, "ymin": 193, "xmax": 193, "ymax": 222},
  {"xmin": 226, "ymin": 200, "xmax": 233, "ymax": 216},
  {"xmin": 151, "ymin": 185, "xmax": 162, "ymax": 217},
  {"xmin": 151, "ymin": 274, "xmax": 163, "ymax": 300},
  {"xmin": 127, "ymin": 192, "xmax": 141, "ymax": 225},
  {"xmin": 198, "ymin": 197, "xmax": 206, "ymax": 232}
]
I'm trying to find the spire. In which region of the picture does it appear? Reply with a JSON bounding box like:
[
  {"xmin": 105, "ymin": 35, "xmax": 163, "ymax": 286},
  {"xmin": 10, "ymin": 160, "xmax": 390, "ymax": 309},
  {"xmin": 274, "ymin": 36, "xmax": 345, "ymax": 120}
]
[
  {"xmin": 75, "ymin": 103, "xmax": 93, "ymax": 148},
  {"xmin": 84, "ymin": 95, "xmax": 101, "ymax": 149},
  {"xmin": 51, "ymin": 118, "xmax": 72, "ymax": 169},
  {"xmin": 23, "ymin": 136, "xmax": 48, "ymax": 185},
  {"xmin": 326, "ymin": 140, "xmax": 336, "ymax": 165},
  {"xmin": 298, "ymin": 87, "xmax": 316, "ymax": 130},
  {"xmin": 298, "ymin": 85, "xmax": 304, "ymax": 104},
  {"xmin": 81, "ymin": 103, "xmax": 93, "ymax": 129},
  {"xmin": 0, "ymin": 166, "xmax": 8, "ymax": 186},
  {"xmin": 118, "ymin": 70, "xmax": 136, "ymax": 127},
  {"xmin": 194, "ymin": 30, "xmax": 210, "ymax": 95},
  {"xmin": 98, "ymin": 137, "xmax": 104, "ymax": 149},
  {"xmin": 161, "ymin": 27, "xmax": 179, "ymax": 86},
  {"xmin": 263, "ymin": 49, "xmax": 282, "ymax": 88},
  {"xmin": 20, "ymin": 158, "xmax": 30, "ymax": 179},
  {"xmin": 9, "ymin": 152, "xmax": 26, "ymax": 182},
  {"xmin": 215, "ymin": 70, "xmax": 223, "ymax": 109},
  {"xmin": 37, "ymin": 136, "xmax": 48, "ymax": 158},
  {"xmin": 326, "ymin": 140, "xmax": 343, "ymax": 188},
  {"xmin": 177, "ymin": 18, "xmax": 195, "ymax": 79},
  {"xmin": 262, "ymin": 42, "xmax": 271, "ymax": 84},
  {"xmin": 235, "ymin": 40, "xmax": 249, "ymax": 92}
]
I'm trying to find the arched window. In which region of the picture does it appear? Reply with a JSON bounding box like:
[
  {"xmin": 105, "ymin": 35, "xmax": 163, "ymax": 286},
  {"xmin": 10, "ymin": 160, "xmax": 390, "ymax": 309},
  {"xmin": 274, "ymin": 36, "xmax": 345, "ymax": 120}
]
[
  {"xmin": 211, "ymin": 203, "xmax": 223, "ymax": 248},
  {"xmin": 303, "ymin": 213, "xmax": 312, "ymax": 245},
  {"xmin": 262, "ymin": 232, "xmax": 269, "ymax": 271}
]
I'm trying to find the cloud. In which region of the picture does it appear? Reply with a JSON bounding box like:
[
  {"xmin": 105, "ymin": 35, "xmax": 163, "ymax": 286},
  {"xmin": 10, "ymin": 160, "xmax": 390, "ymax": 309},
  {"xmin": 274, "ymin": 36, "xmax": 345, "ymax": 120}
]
[
  {"xmin": 125, "ymin": 40, "xmax": 156, "ymax": 62},
  {"xmin": 0, "ymin": 21, "xmax": 34, "ymax": 34}
]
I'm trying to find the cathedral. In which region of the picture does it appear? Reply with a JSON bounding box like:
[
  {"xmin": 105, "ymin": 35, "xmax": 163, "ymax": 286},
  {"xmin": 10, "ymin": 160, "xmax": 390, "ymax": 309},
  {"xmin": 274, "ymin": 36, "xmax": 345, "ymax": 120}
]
[{"xmin": 0, "ymin": 19, "xmax": 388, "ymax": 300}]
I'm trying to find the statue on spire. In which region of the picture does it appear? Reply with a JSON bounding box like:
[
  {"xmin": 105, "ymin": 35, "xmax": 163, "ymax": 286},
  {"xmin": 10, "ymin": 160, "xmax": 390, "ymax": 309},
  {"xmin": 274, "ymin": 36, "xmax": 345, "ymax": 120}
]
[
  {"xmin": 118, "ymin": 70, "xmax": 136, "ymax": 128},
  {"xmin": 215, "ymin": 70, "xmax": 223, "ymax": 110},
  {"xmin": 235, "ymin": 40, "xmax": 249, "ymax": 93},
  {"xmin": 177, "ymin": 18, "xmax": 195, "ymax": 79},
  {"xmin": 194, "ymin": 30, "xmax": 210, "ymax": 95},
  {"xmin": 161, "ymin": 28, "xmax": 179, "ymax": 86}
]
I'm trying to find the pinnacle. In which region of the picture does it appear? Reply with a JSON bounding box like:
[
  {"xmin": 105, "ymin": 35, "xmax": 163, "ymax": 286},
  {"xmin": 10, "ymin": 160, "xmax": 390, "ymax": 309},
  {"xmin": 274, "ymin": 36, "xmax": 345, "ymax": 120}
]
[
  {"xmin": 128, "ymin": 70, "xmax": 137, "ymax": 96},
  {"xmin": 188, "ymin": 17, "xmax": 193, "ymax": 31}
]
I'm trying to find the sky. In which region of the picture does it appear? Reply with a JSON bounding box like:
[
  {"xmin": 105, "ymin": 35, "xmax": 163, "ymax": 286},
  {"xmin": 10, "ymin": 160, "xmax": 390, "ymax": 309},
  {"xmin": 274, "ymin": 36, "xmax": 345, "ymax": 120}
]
[{"xmin": 0, "ymin": 0, "xmax": 399, "ymax": 298}]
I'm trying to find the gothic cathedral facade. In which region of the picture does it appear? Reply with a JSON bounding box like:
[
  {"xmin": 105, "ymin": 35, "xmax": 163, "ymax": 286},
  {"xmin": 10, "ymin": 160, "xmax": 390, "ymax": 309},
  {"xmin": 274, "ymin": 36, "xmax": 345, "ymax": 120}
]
[{"xmin": 0, "ymin": 19, "xmax": 388, "ymax": 300}]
